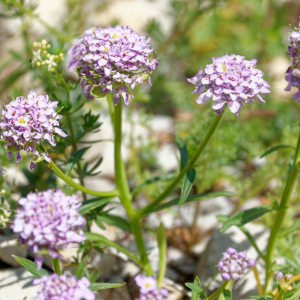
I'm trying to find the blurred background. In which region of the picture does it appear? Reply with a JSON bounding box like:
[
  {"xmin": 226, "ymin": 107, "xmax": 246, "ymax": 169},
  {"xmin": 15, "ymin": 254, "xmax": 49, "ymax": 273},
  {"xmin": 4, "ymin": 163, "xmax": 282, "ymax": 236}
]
[{"xmin": 1, "ymin": 0, "xmax": 300, "ymax": 299}]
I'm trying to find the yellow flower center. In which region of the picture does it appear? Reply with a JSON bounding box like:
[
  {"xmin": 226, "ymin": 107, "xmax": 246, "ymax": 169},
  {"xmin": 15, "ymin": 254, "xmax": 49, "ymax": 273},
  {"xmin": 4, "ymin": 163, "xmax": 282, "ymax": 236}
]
[
  {"xmin": 112, "ymin": 34, "xmax": 118, "ymax": 39},
  {"xmin": 104, "ymin": 47, "xmax": 108, "ymax": 52},
  {"xmin": 145, "ymin": 283, "xmax": 152, "ymax": 288},
  {"xmin": 222, "ymin": 64, "xmax": 227, "ymax": 72},
  {"xmin": 19, "ymin": 117, "xmax": 26, "ymax": 124},
  {"xmin": 49, "ymin": 205, "xmax": 53, "ymax": 211}
]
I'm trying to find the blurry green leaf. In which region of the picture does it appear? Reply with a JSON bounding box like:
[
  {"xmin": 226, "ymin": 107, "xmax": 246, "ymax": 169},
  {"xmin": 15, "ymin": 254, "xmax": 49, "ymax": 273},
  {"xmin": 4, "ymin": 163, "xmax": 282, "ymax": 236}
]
[
  {"xmin": 223, "ymin": 289, "xmax": 232, "ymax": 300},
  {"xmin": 156, "ymin": 223, "xmax": 167, "ymax": 289},
  {"xmin": 86, "ymin": 156, "xmax": 103, "ymax": 176},
  {"xmin": 13, "ymin": 256, "xmax": 49, "ymax": 278},
  {"xmin": 132, "ymin": 173, "xmax": 176, "ymax": 195},
  {"xmin": 65, "ymin": 147, "xmax": 90, "ymax": 175},
  {"xmin": 250, "ymin": 296, "xmax": 273, "ymax": 300},
  {"xmin": 90, "ymin": 86, "xmax": 106, "ymax": 98},
  {"xmin": 179, "ymin": 167, "xmax": 196, "ymax": 206},
  {"xmin": 90, "ymin": 270, "xmax": 99, "ymax": 283},
  {"xmin": 219, "ymin": 206, "xmax": 274, "ymax": 233},
  {"xmin": 89, "ymin": 282, "xmax": 124, "ymax": 291},
  {"xmin": 176, "ymin": 134, "xmax": 188, "ymax": 170},
  {"xmin": 97, "ymin": 214, "xmax": 131, "ymax": 232},
  {"xmin": 260, "ymin": 145, "xmax": 294, "ymax": 158},
  {"xmin": 74, "ymin": 255, "xmax": 88, "ymax": 279},
  {"xmin": 185, "ymin": 277, "xmax": 207, "ymax": 299},
  {"xmin": 79, "ymin": 197, "xmax": 113, "ymax": 215},
  {"xmin": 267, "ymin": 192, "xmax": 279, "ymax": 209},
  {"xmin": 95, "ymin": 216, "xmax": 106, "ymax": 230},
  {"xmin": 280, "ymin": 219, "xmax": 300, "ymax": 238},
  {"xmin": 147, "ymin": 191, "xmax": 236, "ymax": 215}
]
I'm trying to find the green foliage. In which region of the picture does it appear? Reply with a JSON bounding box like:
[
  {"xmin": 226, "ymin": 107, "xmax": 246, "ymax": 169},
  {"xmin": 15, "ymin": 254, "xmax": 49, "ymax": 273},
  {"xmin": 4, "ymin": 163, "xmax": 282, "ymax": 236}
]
[
  {"xmin": 179, "ymin": 167, "xmax": 196, "ymax": 206},
  {"xmin": 89, "ymin": 282, "xmax": 125, "ymax": 291},
  {"xmin": 13, "ymin": 256, "xmax": 49, "ymax": 278},
  {"xmin": 185, "ymin": 277, "xmax": 207, "ymax": 299}
]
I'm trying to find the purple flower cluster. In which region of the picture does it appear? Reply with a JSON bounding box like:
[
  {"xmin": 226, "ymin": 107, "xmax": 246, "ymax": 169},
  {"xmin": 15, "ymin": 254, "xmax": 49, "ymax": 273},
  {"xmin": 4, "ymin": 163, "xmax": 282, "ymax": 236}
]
[
  {"xmin": 33, "ymin": 273, "xmax": 95, "ymax": 300},
  {"xmin": 67, "ymin": 25, "xmax": 158, "ymax": 105},
  {"xmin": 285, "ymin": 25, "xmax": 300, "ymax": 101},
  {"xmin": 0, "ymin": 90, "xmax": 67, "ymax": 169},
  {"xmin": 275, "ymin": 272, "xmax": 292, "ymax": 281},
  {"xmin": 11, "ymin": 188, "xmax": 86, "ymax": 269},
  {"xmin": 187, "ymin": 54, "xmax": 271, "ymax": 115},
  {"xmin": 275, "ymin": 272, "xmax": 292, "ymax": 290},
  {"xmin": 217, "ymin": 247, "xmax": 255, "ymax": 281},
  {"xmin": 134, "ymin": 275, "xmax": 168, "ymax": 300}
]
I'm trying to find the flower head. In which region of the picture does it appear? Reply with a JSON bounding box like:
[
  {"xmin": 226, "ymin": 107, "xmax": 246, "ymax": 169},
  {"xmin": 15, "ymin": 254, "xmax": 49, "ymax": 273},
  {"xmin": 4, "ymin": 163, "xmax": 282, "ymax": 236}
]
[
  {"xmin": 275, "ymin": 272, "xmax": 292, "ymax": 291},
  {"xmin": 67, "ymin": 25, "xmax": 158, "ymax": 105},
  {"xmin": 285, "ymin": 24, "xmax": 300, "ymax": 101},
  {"xmin": 33, "ymin": 273, "xmax": 95, "ymax": 300},
  {"xmin": 0, "ymin": 90, "xmax": 67, "ymax": 169},
  {"xmin": 11, "ymin": 188, "xmax": 86, "ymax": 269},
  {"xmin": 134, "ymin": 275, "xmax": 168, "ymax": 300},
  {"xmin": 0, "ymin": 207, "xmax": 11, "ymax": 227},
  {"xmin": 187, "ymin": 54, "xmax": 271, "ymax": 115},
  {"xmin": 217, "ymin": 247, "xmax": 255, "ymax": 281}
]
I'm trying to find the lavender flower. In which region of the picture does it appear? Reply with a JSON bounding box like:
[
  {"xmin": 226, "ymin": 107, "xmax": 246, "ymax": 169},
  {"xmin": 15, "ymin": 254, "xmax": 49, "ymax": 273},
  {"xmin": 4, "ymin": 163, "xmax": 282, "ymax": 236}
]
[
  {"xmin": 134, "ymin": 275, "xmax": 168, "ymax": 300},
  {"xmin": 0, "ymin": 90, "xmax": 67, "ymax": 169},
  {"xmin": 67, "ymin": 25, "xmax": 158, "ymax": 105},
  {"xmin": 187, "ymin": 54, "xmax": 271, "ymax": 115},
  {"xmin": 11, "ymin": 188, "xmax": 86, "ymax": 269},
  {"xmin": 285, "ymin": 24, "xmax": 300, "ymax": 101},
  {"xmin": 33, "ymin": 273, "xmax": 95, "ymax": 300},
  {"xmin": 217, "ymin": 247, "xmax": 255, "ymax": 281}
]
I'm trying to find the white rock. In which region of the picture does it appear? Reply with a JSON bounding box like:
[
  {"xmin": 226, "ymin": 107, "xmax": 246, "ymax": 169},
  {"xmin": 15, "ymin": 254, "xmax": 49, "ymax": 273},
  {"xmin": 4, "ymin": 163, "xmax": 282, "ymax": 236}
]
[
  {"xmin": 119, "ymin": 261, "xmax": 140, "ymax": 279},
  {"xmin": 0, "ymin": 268, "xmax": 42, "ymax": 300},
  {"xmin": 196, "ymin": 223, "xmax": 269, "ymax": 299},
  {"xmin": 157, "ymin": 143, "xmax": 179, "ymax": 172},
  {"xmin": 5, "ymin": 165, "xmax": 29, "ymax": 186},
  {"xmin": 0, "ymin": 235, "xmax": 28, "ymax": 267}
]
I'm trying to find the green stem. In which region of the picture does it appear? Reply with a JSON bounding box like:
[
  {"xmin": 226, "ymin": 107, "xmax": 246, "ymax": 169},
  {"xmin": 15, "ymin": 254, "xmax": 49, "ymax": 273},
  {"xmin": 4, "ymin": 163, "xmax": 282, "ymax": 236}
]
[
  {"xmin": 217, "ymin": 280, "xmax": 233, "ymax": 300},
  {"xmin": 278, "ymin": 290, "xmax": 284, "ymax": 300},
  {"xmin": 139, "ymin": 110, "xmax": 225, "ymax": 217},
  {"xmin": 264, "ymin": 129, "xmax": 300, "ymax": 294},
  {"xmin": 47, "ymin": 160, "xmax": 119, "ymax": 198},
  {"xmin": 52, "ymin": 258, "xmax": 62, "ymax": 275},
  {"xmin": 107, "ymin": 93, "xmax": 115, "ymax": 130},
  {"xmin": 114, "ymin": 100, "xmax": 153, "ymax": 276},
  {"xmin": 206, "ymin": 280, "xmax": 231, "ymax": 300}
]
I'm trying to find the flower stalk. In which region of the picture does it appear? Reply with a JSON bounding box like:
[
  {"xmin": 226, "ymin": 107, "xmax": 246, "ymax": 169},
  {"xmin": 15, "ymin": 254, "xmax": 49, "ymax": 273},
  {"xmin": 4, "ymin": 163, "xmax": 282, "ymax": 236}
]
[
  {"xmin": 264, "ymin": 128, "xmax": 300, "ymax": 294},
  {"xmin": 114, "ymin": 100, "xmax": 154, "ymax": 275},
  {"xmin": 206, "ymin": 280, "xmax": 232, "ymax": 300},
  {"xmin": 52, "ymin": 258, "xmax": 62, "ymax": 275},
  {"xmin": 139, "ymin": 110, "xmax": 225, "ymax": 217}
]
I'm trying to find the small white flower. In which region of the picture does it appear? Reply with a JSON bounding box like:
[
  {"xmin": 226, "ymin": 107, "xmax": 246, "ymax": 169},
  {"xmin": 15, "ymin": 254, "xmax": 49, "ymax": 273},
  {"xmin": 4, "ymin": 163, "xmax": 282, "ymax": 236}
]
[
  {"xmin": 45, "ymin": 55, "xmax": 57, "ymax": 71},
  {"xmin": 0, "ymin": 207, "xmax": 11, "ymax": 227},
  {"xmin": 32, "ymin": 49, "xmax": 42, "ymax": 66}
]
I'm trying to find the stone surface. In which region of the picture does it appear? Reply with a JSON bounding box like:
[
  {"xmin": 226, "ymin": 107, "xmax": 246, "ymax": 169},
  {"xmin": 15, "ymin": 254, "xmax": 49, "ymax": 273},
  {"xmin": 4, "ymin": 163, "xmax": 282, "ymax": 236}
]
[
  {"xmin": 0, "ymin": 267, "xmax": 42, "ymax": 300},
  {"xmin": 196, "ymin": 223, "xmax": 269, "ymax": 299},
  {"xmin": 0, "ymin": 235, "xmax": 28, "ymax": 267}
]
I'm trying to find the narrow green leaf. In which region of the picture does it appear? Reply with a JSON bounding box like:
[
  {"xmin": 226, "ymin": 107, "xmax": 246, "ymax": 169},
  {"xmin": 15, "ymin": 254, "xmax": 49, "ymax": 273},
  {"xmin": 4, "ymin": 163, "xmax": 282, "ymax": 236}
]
[
  {"xmin": 260, "ymin": 145, "xmax": 294, "ymax": 158},
  {"xmin": 97, "ymin": 214, "xmax": 131, "ymax": 232},
  {"xmin": 147, "ymin": 191, "xmax": 236, "ymax": 215},
  {"xmin": 179, "ymin": 167, "xmax": 196, "ymax": 206},
  {"xmin": 176, "ymin": 134, "xmax": 188, "ymax": 170},
  {"xmin": 280, "ymin": 219, "xmax": 300, "ymax": 238},
  {"xmin": 79, "ymin": 197, "xmax": 113, "ymax": 215},
  {"xmin": 223, "ymin": 289, "xmax": 232, "ymax": 300},
  {"xmin": 267, "ymin": 192, "xmax": 279, "ymax": 209},
  {"xmin": 86, "ymin": 156, "xmax": 103, "ymax": 175},
  {"xmin": 13, "ymin": 256, "xmax": 49, "ymax": 278},
  {"xmin": 219, "ymin": 205, "xmax": 274, "ymax": 233},
  {"xmin": 185, "ymin": 277, "xmax": 207, "ymax": 299},
  {"xmin": 156, "ymin": 223, "xmax": 167, "ymax": 289},
  {"xmin": 74, "ymin": 256, "xmax": 88, "ymax": 279},
  {"xmin": 89, "ymin": 282, "xmax": 124, "ymax": 291},
  {"xmin": 132, "ymin": 173, "xmax": 176, "ymax": 196},
  {"xmin": 90, "ymin": 270, "xmax": 99, "ymax": 283},
  {"xmin": 65, "ymin": 147, "xmax": 90, "ymax": 175}
]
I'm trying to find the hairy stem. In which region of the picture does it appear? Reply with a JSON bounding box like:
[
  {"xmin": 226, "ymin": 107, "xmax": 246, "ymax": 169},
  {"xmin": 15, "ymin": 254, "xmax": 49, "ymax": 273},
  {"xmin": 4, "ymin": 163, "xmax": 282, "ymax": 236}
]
[
  {"xmin": 139, "ymin": 110, "xmax": 225, "ymax": 217},
  {"xmin": 114, "ymin": 100, "xmax": 153, "ymax": 275},
  {"xmin": 264, "ymin": 129, "xmax": 300, "ymax": 294}
]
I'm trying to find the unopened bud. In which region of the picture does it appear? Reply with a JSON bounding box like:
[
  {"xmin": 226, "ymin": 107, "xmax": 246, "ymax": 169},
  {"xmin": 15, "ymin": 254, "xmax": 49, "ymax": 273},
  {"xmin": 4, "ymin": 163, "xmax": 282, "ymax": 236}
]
[
  {"xmin": 0, "ymin": 190, "xmax": 6, "ymax": 195},
  {"xmin": 33, "ymin": 42, "xmax": 38, "ymax": 48},
  {"xmin": 36, "ymin": 62, "xmax": 41, "ymax": 66},
  {"xmin": 41, "ymin": 39, "xmax": 47, "ymax": 45}
]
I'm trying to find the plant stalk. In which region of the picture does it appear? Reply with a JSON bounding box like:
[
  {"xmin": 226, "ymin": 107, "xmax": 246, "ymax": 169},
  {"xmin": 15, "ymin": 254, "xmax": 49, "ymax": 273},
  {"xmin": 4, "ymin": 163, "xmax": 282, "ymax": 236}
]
[
  {"xmin": 114, "ymin": 100, "xmax": 154, "ymax": 275},
  {"xmin": 206, "ymin": 280, "xmax": 232, "ymax": 300},
  {"xmin": 139, "ymin": 110, "xmax": 225, "ymax": 217},
  {"xmin": 264, "ymin": 129, "xmax": 300, "ymax": 294},
  {"xmin": 47, "ymin": 160, "xmax": 119, "ymax": 198},
  {"xmin": 52, "ymin": 258, "xmax": 62, "ymax": 275}
]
